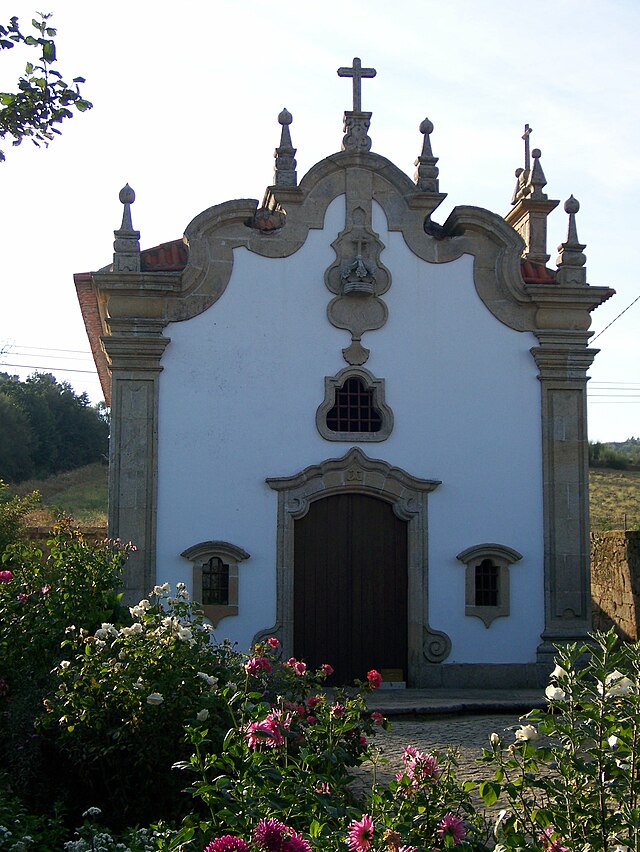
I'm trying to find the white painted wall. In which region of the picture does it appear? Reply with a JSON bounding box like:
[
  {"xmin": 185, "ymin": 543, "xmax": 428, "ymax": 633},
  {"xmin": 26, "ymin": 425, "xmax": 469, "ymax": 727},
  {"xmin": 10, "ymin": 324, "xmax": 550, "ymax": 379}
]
[{"xmin": 156, "ymin": 195, "xmax": 544, "ymax": 664}]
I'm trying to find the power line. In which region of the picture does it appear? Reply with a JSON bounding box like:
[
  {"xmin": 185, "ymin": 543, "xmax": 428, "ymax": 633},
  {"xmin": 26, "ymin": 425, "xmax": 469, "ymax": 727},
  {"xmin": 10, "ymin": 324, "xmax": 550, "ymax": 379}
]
[
  {"xmin": 0, "ymin": 362, "xmax": 99, "ymax": 375},
  {"xmin": 591, "ymin": 294, "xmax": 640, "ymax": 343},
  {"xmin": 2, "ymin": 344, "xmax": 93, "ymax": 355}
]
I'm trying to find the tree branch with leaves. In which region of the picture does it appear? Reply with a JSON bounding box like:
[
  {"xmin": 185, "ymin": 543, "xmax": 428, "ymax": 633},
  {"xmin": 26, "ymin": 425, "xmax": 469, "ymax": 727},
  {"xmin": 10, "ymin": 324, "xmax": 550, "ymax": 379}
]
[{"xmin": 0, "ymin": 13, "xmax": 92, "ymax": 162}]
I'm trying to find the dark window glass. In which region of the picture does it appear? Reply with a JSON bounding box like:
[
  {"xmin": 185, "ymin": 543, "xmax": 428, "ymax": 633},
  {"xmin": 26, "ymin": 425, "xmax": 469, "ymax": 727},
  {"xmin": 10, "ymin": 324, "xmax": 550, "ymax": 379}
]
[
  {"xmin": 475, "ymin": 559, "xmax": 499, "ymax": 607},
  {"xmin": 202, "ymin": 556, "xmax": 229, "ymax": 605},
  {"xmin": 326, "ymin": 377, "xmax": 382, "ymax": 433}
]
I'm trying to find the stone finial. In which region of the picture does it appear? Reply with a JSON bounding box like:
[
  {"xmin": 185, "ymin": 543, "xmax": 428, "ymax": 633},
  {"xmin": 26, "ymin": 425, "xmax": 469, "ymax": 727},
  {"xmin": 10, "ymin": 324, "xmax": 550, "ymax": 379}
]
[
  {"xmin": 274, "ymin": 108, "xmax": 297, "ymax": 188},
  {"xmin": 556, "ymin": 195, "xmax": 587, "ymax": 286},
  {"xmin": 414, "ymin": 118, "xmax": 440, "ymax": 193},
  {"xmin": 338, "ymin": 57, "xmax": 376, "ymax": 153},
  {"xmin": 113, "ymin": 183, "xmax": 140, "ymax": 273},
  {"xmin": 529, "ymin": 148, "xmax": 548, "ymax": 200}
]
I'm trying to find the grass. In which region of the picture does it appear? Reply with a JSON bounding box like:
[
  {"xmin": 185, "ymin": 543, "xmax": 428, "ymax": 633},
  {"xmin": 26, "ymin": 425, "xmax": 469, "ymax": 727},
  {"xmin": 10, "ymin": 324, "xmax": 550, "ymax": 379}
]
[
  {"xmin": 10, "ymin": 462, "xmax": 108, "ymax": 528},
  {"xmin": 6, "ymin": 463, "xmax": 640, "ymax": 532},
  {"xmin": 589, "ymin": 468, "xmax": 640, "ymax": 531}
]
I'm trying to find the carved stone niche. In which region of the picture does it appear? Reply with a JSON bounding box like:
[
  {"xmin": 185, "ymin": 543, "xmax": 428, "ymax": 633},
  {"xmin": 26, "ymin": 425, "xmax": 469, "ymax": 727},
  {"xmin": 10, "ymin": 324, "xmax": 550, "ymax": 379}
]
[{"xmin": 324, "ymin": 206, "xmax": 391, "ymax": 366}]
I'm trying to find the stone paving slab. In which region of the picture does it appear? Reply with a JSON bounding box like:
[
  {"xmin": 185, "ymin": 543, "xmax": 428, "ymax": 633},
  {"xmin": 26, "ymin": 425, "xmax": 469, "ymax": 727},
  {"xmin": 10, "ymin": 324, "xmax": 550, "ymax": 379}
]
[{"xmin": 364, "ymin": 688, "xmax": 546, "ymax": 716}]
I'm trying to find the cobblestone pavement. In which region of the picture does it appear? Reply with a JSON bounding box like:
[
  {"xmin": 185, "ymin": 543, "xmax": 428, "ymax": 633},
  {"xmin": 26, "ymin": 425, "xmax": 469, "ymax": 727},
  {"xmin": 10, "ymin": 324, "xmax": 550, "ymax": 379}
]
[{"xmin": 352, "ymin": 711, "xmax": 527, "ymax": 793}]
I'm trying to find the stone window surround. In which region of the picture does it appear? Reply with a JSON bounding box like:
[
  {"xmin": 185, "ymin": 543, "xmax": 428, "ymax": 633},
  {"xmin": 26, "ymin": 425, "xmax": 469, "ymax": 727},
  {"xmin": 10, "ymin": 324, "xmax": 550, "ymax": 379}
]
[
  {"xmin": 180, "ymin": 540, "xmax": 250, "ymax": 627},
  {"xmin": 259, "ymin": 447, "xmax": 451, "ymax": 687},
  {"xmin": 316, "ymin": 366, "xmax": 393, "ymax": 442},
  {"xmin": 456, "ymin": 543, "xmax": 523, "ymax": 627}
]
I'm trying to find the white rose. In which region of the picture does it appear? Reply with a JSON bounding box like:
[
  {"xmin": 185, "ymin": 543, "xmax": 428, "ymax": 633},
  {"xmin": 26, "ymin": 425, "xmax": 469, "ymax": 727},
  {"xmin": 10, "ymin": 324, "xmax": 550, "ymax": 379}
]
[
  {"xmin": 545, "ymin": 684, "xmax": 566, "ymax": 702},
  {"xmin": 608, "ymin": 735, "xmax": 619, "ymax": 749},
  {"xmin": 59, "ymin": 660, "xmax": 71, "ymax": 670},
  {"xmin": 489, "ymin": 732, "xmax": 500, "ymax": 746},
  {"xmin": 550, "ymin": 664, "xmax": 568, "ymax": 680},
  {"xmin": 515, "ymin": 724, "xmax": 539, "ymax": 742},
  {"xmin": 604, "ymin": 671, "xmax": 634, "ymax": 698},
  {"xmin": 177, "ymin": 627, "xmax": 193, "ymax": 641},
  {"xmin": 196, "ymin": 708, "xmax": 209, "ymax": 722},
  {"xmin": 146, "ymin": 692, "xmax": 164, "ymax": 705},
  {"xmin": 197, "ymin": 672, "xmax": 218, "ymax": 687}
]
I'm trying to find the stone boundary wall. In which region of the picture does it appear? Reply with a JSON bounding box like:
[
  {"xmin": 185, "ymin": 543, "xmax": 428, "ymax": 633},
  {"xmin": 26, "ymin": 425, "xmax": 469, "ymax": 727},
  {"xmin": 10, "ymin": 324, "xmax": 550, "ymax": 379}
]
[
  {"xmin": 25, "ymin": 526, "xmax": 108, "ymax": 557},
  {"xmin": 591, "ymin": 530, "xmax": 640, "ymax": 640}
]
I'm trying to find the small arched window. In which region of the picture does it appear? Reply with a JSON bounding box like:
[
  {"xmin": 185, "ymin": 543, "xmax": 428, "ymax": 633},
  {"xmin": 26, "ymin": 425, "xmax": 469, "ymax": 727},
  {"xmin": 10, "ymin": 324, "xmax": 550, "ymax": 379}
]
[
  {"xmin": 181, "ymin": 541, "xmax": 250, "ymax": 627},
  {"xmin": 316, "ymin": 367, "xmax": 393, "ymax": 442},
  {"xmin": 456, "ymin": 544, "xmax": 523, "ymax": 627}
]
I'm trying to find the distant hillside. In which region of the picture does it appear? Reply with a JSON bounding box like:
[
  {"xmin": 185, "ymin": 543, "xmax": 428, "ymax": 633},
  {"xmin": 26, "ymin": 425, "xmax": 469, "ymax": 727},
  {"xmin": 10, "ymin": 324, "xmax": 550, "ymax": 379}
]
[{"xmin": 9, "ymin": 462, "xmax": 108, "ymax": 528}]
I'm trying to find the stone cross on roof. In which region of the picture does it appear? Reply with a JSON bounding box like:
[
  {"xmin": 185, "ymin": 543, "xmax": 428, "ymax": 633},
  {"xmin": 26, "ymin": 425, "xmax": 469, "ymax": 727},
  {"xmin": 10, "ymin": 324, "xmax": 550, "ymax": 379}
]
[
  {"xmin": 522, "ymin": 123, "xmax": 533, "ymax": 172},
  {"xmin": 337, "ymin": 57, "xmax": 376, "ymax": 112}
]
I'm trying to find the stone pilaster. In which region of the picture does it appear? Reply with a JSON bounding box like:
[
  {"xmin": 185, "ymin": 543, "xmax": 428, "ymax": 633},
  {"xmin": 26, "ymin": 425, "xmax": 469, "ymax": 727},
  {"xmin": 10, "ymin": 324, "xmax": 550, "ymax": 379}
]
[
  {"xmin": 531, "ymin": 332, "xmax": 597, "ymax": 662},
  {"xmin": 102, "ymin": 322, "xmax": 170, "ymax": 605}
]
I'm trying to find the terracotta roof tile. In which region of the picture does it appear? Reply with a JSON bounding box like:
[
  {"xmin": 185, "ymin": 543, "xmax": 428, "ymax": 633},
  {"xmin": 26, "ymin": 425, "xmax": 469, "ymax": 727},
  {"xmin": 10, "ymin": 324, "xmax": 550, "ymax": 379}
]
[
  {"xmin": 520, "ymin": 260, "xmax": 556, "ymax": 284},
  {"xmin": 140, "ymin": 239, "xmax": 188, "ymax": 271}
]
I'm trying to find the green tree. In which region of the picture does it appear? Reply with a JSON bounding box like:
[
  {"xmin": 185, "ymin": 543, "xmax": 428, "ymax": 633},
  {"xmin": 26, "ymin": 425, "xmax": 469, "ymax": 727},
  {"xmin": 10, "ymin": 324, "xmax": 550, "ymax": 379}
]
[
  {"xmin": 0, "ymin": 372, "xmax": 108, "ymax": 481},
  {"xmin": 0, "ymin": 393, "xmax": 34, "ymax": 481},
  {"xmin": 0, "ymin": 13, "xmax": 91, "ymax": 162}
]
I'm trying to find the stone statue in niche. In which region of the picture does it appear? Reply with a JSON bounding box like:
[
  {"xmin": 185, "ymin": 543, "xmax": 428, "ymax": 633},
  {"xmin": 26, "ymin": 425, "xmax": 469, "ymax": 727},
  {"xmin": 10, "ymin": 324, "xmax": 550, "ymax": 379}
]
[{"xmin": 325, "ymin": 206, "xmax": 391, "ymax": 365}]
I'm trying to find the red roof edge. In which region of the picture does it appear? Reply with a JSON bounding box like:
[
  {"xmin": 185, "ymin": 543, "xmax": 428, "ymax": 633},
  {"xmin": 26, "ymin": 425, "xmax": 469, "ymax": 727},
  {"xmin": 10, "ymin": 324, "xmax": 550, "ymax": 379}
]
[
  {"xmin": 141, "ymin": 238, "xmax": 188, "ymax": 272},
  {"xmin": 74, "ymin": 272, "xmax": 112, "ymax": 406},
  {"xmin": 520, "ymin": 259, "xmax": 556, "ymax": 284}
]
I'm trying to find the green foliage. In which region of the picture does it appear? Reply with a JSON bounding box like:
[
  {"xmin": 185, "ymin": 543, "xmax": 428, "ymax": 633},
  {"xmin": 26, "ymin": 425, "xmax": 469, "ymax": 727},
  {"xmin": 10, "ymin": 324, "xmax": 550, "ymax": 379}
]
[
  {"xmin": 0, "ymin": 478, "xmax": 39, "ymax": 552},
  {"xmin": 590, "ymin": 438, "xmax": 640, "ymax": 470},
  {"xmin": 0, "ymin": 13, "xmax": 92, "ymax": 162},
  {"xmin": 0, "ymin": 372, "xmax": 108, "ymax": 483},
  {"xmin": 41, "ymin": 585, "xmax": 239, "ymax": 829},
  {"xmin": 172, "ymin": 650, "xmax": 488, "ymax": 851},
  {"xmin": 0, "ymin": 522, "xmax": 128, "ymax": 810},
  {"xmin": 478, "ymin": 629, "xmax": 640, "ymax": 851}
]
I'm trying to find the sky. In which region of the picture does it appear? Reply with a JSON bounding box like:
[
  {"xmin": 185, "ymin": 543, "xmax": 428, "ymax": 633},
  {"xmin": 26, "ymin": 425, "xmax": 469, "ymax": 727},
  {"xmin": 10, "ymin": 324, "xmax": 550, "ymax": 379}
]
[{"xmin": 0, "ymin": 0, "xmax": 638, "ymax": 441}]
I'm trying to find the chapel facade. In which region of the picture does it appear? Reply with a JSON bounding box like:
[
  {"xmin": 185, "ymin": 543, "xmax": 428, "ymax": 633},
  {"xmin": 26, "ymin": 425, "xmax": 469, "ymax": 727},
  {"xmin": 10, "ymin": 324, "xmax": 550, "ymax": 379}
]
[{"xmin": 75, "ymin": 60, "xmax": 613, "ymax": 687}]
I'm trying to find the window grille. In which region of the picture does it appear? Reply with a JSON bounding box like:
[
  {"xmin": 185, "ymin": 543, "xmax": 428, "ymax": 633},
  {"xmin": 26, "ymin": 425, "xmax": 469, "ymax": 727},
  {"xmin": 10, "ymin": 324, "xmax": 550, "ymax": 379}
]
[
  {"xmin": 475, "ymin": 559, "xmax": 499, "ymax": 607},
  {"xmin": 202, "ymin": 556, "xmax": 229, "ymax": 606},
  {"xmin": 326, "ymin": 377, "xmax": 382, "ymax": 433}
]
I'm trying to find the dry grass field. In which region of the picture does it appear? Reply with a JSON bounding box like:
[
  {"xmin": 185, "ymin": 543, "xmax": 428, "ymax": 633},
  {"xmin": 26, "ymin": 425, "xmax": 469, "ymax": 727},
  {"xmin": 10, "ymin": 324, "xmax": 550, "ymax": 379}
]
[
  {"xmin": 11, "ymin": 462, "xmax": 108, "ymax": 528},
  {"xmin": 589, "ymin": 467, "xmax": 640, "ymax": 531}
]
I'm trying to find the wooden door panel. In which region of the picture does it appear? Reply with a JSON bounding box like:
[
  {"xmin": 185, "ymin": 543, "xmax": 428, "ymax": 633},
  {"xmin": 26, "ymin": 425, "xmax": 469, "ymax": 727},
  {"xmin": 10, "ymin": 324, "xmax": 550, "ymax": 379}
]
[{"xmin": 294, "ymin": 493, "xmax": 407, "ymax": 684}]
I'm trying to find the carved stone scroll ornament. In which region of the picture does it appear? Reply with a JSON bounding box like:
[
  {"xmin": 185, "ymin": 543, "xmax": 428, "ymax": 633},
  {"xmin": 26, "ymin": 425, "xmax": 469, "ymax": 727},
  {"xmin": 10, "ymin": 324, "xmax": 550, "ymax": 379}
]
[
  {"xmin": 423, "ymin": 626, "xmax": 452, "ymax": 664},
  {"xmin": 325, "ymin": 206, "xmax": 391, "ymax": 365}
]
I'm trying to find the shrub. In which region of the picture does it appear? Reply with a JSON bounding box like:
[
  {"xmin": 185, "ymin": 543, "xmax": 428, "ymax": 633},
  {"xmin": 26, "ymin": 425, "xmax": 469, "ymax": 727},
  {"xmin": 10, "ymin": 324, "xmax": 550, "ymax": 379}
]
[
  {"xmin": 0, "ymin": 521, "xmax": 129, "ymax": 810},
  {"xmin": 478, "ymin": 629, "xmax": 640, "ymax": 851},
  {"xmin": 41, "ymin": 585, "xmax": 239, "ymax": 828}
]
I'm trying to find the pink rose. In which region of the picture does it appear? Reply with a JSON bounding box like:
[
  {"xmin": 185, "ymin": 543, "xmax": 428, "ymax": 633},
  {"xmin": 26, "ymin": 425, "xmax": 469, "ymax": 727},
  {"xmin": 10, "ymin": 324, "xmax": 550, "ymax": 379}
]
[
  {"xmin": 293, "ymin": 661, "xmax": 307, "ymax": 676},
  {"xmin": 0, "ymin": 570, "xmax": 12, "ymax": 584},
  {"xmin": 321, "ymin": 663, "xmax": 334, "ymax": 676},
  {"xmin": 371, "ymin": 711, "xmax": 384, "ymax": 726},
  {"xmin": 267, "ymin": 637, "xmax": 280, "ymax": 649},
  {"xmin": 366, "ymin": 669, "xmax": 382, "ymax": 689}
]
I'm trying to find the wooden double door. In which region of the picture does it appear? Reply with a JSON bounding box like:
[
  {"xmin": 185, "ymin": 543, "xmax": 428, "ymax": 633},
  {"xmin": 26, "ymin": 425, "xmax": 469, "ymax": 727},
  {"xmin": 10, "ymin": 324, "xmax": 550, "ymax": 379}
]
[{"xmin": 293, "ymin": 493, "xmax": 408, "ymax": 685}]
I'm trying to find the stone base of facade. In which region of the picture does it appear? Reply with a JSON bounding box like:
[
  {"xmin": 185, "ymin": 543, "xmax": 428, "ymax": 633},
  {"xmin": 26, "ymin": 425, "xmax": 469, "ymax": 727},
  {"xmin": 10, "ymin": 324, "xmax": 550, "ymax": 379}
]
[{"xmin": 417, "ymin": 662, "xmax": 551, "ymax": 689}]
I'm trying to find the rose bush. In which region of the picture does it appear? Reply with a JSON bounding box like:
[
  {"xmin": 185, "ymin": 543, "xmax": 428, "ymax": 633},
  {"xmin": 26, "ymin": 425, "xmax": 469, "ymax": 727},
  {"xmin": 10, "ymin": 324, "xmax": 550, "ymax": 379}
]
[
  {"xmin": 40, "ymin": 584, "xmax": 239, "ymax": 828},
  {"xmin": 479, "ymin": 630, "xmax": 640, "ymax": 851}
]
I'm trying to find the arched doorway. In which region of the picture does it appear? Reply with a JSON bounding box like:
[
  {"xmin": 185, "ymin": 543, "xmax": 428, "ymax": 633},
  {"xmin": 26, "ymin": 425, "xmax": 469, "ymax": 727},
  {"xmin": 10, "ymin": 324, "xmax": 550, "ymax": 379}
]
[
  {"xmin": 260, "ymin": 448, "xmax": 451, "ymax": 687},
  {"xmin": 294, "ymin": 493, "xmax": 407, "ymax": 684}
]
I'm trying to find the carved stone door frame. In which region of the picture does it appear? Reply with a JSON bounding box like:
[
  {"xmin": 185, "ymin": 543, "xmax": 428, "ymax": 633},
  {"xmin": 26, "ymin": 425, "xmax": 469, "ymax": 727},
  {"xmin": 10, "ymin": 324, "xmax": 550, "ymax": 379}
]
[{"xmin": 259, "ymin": 447, "xmax": 450, "ymax": 687}]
